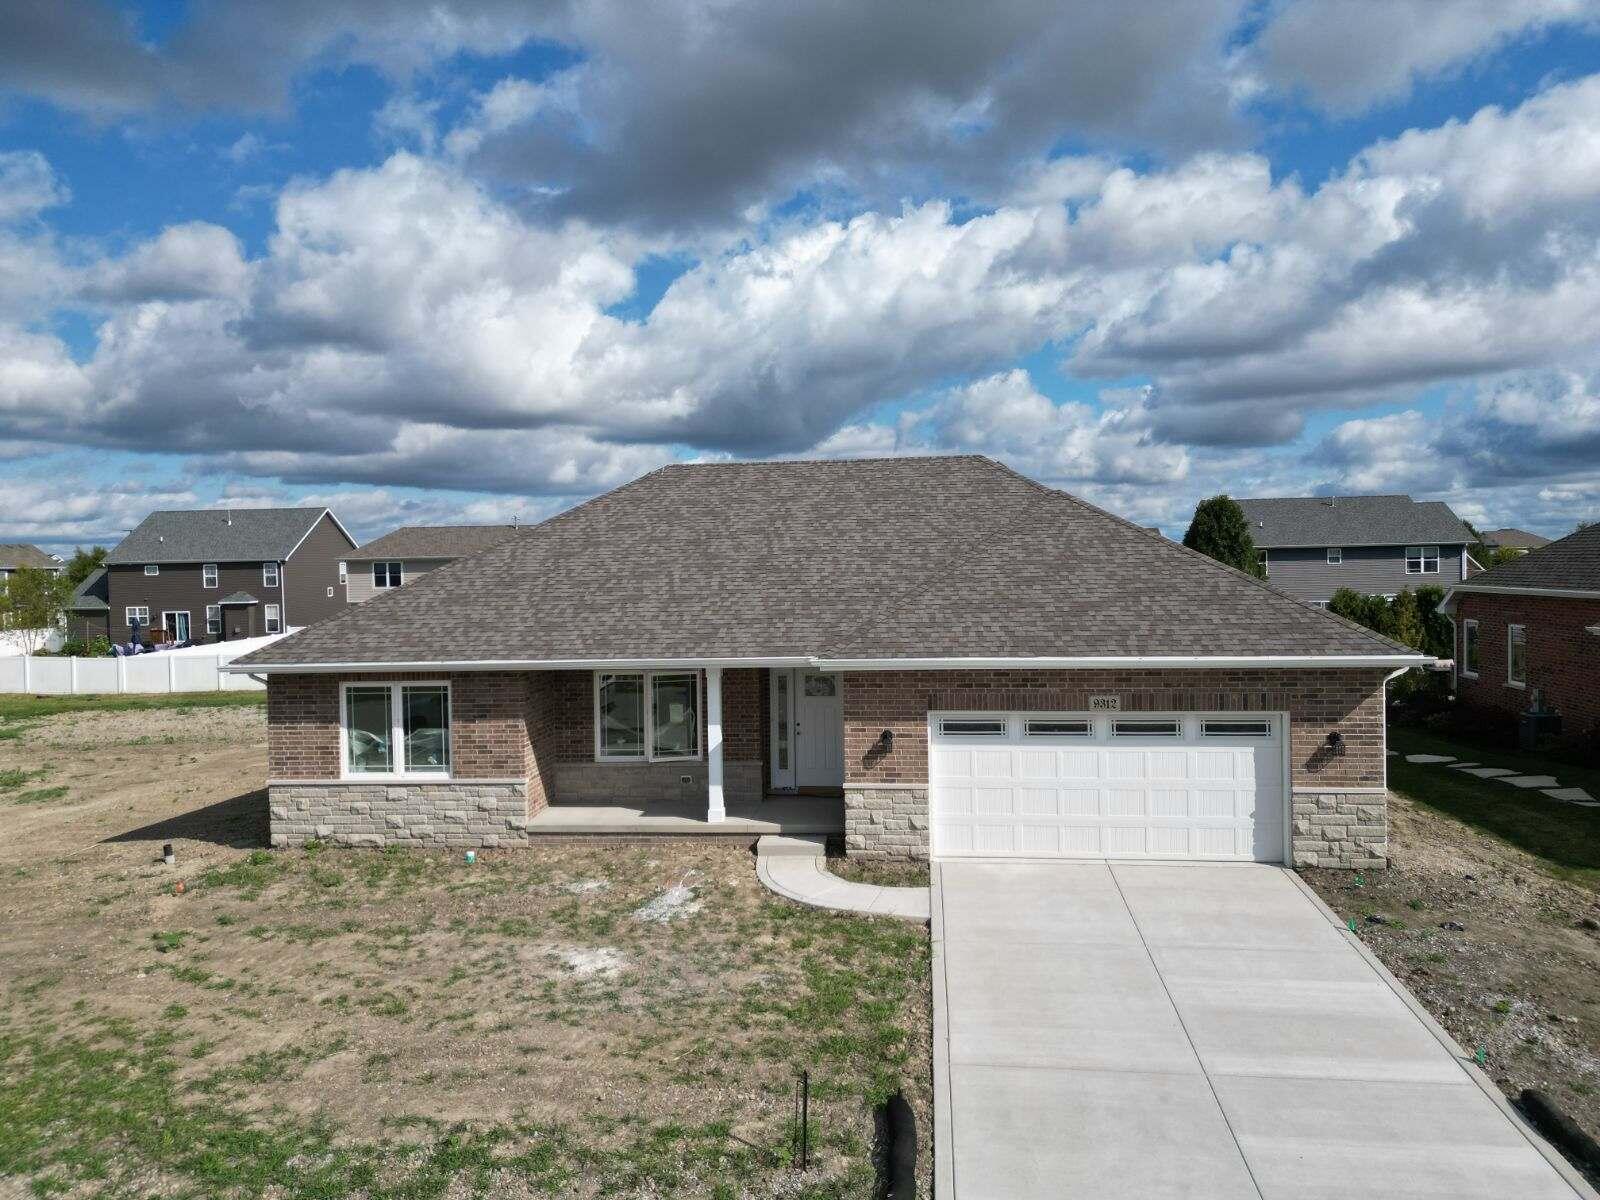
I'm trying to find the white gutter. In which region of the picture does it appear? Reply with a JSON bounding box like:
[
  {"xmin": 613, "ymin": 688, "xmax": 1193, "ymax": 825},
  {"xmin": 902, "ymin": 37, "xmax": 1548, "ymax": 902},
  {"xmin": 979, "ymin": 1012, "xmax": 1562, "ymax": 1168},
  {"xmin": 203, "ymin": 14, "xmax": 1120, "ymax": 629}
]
[
  {"xmin": 227, "ymin": 652, "xmax": 1428, "ymax": 675},
  {"xmin": 1445, "ymin": 583, "xmax": 1600, "ymax": 600}
]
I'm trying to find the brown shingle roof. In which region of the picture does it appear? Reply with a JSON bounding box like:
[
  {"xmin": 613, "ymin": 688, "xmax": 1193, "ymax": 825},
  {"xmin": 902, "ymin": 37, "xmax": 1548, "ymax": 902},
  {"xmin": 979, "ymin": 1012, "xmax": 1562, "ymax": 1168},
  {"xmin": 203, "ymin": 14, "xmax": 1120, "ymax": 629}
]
[
  {"xmin": 236, "ymin": 456, "xmax": 1416, "ymax": 668},
  {"xmin": 1457, "ymin": 522, "xmax": 1600, "ymax": 593},
  {"xmin": 348, "ymin": 524, "xmax": 521, "ymax": 561}
]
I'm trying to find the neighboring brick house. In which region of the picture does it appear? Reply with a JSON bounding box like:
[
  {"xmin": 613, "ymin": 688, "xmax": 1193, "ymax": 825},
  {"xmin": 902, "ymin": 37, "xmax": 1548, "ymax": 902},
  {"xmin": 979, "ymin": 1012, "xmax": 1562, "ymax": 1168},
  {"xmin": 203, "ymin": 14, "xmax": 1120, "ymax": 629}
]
[
  {"xmin": 1237, "ymin": 494, "xmax": 1476, "ymax": 607},
  {"xmin": 234, "ymin": 456, "xmax": 1427, "ymax": 866},
  {"xmin": 104, "ymin": 508, "xmax": 356, "ymax": 644},
  {"xmin": 342, "ymin": 524, "xmax": 522, "ymax": 604},
  {"xmin": 1444, "ymin": 523, "xmax": 1600, "ymax": 741}
]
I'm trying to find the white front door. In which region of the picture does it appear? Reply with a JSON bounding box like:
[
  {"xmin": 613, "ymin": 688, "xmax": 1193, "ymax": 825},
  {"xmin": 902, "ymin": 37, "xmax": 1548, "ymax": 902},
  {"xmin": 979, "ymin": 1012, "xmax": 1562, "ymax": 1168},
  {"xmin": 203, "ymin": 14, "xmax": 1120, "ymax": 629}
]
[
  {"xmin": 771, "ymin": 670, "xmax": 844, "ymax": 790},
  {"xmin": 929, "ymin": 711, "xmax": 1287, "ymax": 861}
]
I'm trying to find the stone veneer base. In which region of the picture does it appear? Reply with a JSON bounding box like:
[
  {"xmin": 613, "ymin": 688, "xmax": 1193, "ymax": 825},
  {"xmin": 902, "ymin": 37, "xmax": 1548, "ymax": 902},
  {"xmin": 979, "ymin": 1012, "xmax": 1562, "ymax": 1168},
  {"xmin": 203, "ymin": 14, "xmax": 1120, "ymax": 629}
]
[
  {"xmin": 845, "ymin": 784, "xmax": 930, "ymax": 860},
  {"xmin": 269, "ymin": 781, "xmax": 530, "ymax": 848}
]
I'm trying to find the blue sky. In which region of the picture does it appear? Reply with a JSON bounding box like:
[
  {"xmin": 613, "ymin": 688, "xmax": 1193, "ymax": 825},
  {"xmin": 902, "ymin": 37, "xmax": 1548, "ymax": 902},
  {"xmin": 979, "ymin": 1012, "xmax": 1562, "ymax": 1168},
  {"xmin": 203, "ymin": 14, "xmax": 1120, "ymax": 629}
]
[{"xmin": 3, "ymin": 1, "xmax": 1600, "ymax": 554}]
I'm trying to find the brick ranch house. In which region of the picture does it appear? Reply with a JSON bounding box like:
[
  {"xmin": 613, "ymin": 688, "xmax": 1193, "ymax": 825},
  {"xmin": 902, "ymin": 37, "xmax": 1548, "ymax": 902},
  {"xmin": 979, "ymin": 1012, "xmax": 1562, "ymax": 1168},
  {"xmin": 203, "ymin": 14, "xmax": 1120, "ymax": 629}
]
[
  {"xmin": 1443, "ymin": 521, "xmax": 1600, "ymax": 741},
  {"xmin": 231, "ymin": 456, "xmax": 1428, "ymax": 867}
]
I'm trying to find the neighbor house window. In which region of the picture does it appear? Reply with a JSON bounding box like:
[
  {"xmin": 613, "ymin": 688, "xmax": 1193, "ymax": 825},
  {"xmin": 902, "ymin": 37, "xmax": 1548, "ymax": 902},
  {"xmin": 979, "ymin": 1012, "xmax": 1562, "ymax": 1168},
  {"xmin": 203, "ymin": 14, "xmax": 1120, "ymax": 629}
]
[
  {"xmin": 263, "ymin": 561, "xmax": 280, "ymax": 587},
  {"xmin": 338, "ymin": 561, "xmax": 348, "ymax": 585},
  {"xmin": 1461, "ymin": 619, "xmax": 1479, "ymax": 678},
  {"xmin": 1507, "ymin": 624, "xmax": 1526, "ymax": 687},
  {"xmin": 594, "ymin": 671, "xmax": 701, "ymax": 761},
  {"xmin": 373, "ymin": 561, "xmax": 402, "ymax": 589},
  {"xmin": 1405, "ymin": 545, "xmax": 1439, "ymax": 574},
  {"xmin": 1257, "ymin": 549, "xmax": 1269, "ymax": 576},
  {"xmin": 144, "ymin": 564, "xmax": 159, "ymax": 576},
  {"xmin": 202, "ymin": 563, "xmax": 218, "ymax": 588},
  {"xmin": 206, "ymin": 604, "xmax": 221, "ymax": 637},
  {"xmin": 1326, "ymin": 547, "xmax": 1342, "ymax": 564},
  {"xmin": 125, "ymin": 605, "xmax": 150, "ymax": 628},
  {"xmin": 264, "ymin": 604, "xmax": 281, "ymax": 634},
  {"xmin": 342, "ymin": 682, "xmax": 452, "ymax": 777}
]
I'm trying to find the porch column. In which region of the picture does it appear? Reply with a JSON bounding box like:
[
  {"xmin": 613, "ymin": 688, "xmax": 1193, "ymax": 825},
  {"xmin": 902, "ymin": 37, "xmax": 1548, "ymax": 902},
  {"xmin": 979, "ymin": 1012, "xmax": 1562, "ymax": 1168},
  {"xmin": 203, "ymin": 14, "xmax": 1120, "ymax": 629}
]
[{"xmin": 706, "ymin": 666, "xmax": 725, "ymax": 822}]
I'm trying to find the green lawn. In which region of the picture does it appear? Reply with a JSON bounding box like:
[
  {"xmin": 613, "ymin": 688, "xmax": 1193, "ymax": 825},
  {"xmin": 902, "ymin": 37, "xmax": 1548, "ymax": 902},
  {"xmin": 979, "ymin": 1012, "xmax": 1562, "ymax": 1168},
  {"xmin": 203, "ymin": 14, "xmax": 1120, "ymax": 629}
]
[
  {"xmin": 0, "ymin": 690, "xmax": 264, "ymax": 738},
  {"xmin": 1387, "ymin": 726, "xmax": 1600, "ymax": 889}
]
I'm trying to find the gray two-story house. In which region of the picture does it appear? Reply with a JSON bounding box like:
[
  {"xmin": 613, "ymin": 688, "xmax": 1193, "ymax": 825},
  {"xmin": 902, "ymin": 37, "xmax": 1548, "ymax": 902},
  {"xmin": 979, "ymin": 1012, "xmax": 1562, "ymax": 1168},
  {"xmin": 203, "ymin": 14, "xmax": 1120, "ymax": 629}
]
[
  {"xmin": 104, "ymin": 508, "xmax": 356, "ymax": 644},
  {"xmin": 1237, "ymin": 494, "xmax": 1476, "ymax": 606}
]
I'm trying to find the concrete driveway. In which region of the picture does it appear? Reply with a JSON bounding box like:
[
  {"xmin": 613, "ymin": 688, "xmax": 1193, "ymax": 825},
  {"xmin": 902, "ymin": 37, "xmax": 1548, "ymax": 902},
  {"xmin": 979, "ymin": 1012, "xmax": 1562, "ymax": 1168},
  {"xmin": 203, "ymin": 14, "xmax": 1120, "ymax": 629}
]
[{"xmin": 932, "ymin": 861, "xmax": 1596, "ymax": 1200}]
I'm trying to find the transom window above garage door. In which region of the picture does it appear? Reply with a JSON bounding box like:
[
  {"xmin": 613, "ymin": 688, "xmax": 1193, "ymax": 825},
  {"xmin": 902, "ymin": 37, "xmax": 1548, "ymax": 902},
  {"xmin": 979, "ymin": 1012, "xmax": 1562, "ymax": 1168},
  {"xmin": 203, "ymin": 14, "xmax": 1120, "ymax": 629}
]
[
  {"xmin": 937, "ymin": 717, "xmax": 1008, "ymax": 736},
  {"xmin": 1112, "ymin": 719, "xmax": 1182, "ymax": 737},
  {"xmin": 1201, "ymin": 719, "xmax": 1274, "ymax": 737}
]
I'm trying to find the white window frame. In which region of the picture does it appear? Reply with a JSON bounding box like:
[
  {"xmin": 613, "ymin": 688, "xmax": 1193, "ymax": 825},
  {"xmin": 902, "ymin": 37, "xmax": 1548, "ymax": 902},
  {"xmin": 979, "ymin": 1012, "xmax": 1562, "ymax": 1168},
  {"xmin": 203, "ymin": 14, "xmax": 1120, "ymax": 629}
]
[
  {"xmin": 264, "ymin": 603, "xmax": 281, "ymax": 634},
  {"xmin": 1257, "ymin": 548, "xmax": 1269, "ymax": 577},
  {"xmin": 373, "ymin": 561, "xmax": 403, "ymax": 589},
  {"xmin": 938, "ymin": 717, "xmax": 1009, "ymax": 736},
  {"xmin": 339, "ymin": 680, "xmax": 453, "ymax": 781},
  {"xmin": 1460, "ymin": 619, "xmax": 1479, "ymax": 679},
  {"xmin": 206, "ymin": 604, "xmax": 221, "ymax": 637},
  {"xmin": 1112, "ymin": 719, "xmax": 1183, "ymax": 738},
  {"xmin": 592, "ymin": 670, "xmax": 704, "ymax": 763},
  {"xmin": 1405, "ymin": 545, "xmax": 1440, "ymax": 574},
  {"xmin": 144, "ymin": 564, "xmax": 159, "ymax": 576},
  {"xmin": 1326, "ymin": 547, "xmax": 1342, "ymax": 564},
  {"xmin": 1507, "ymin": 624, "xmax": 1526, "ymax": 689},
  {"xmin": 262, "ymin": 561, "xmax": 280, "ymax": 588},
  {"xmin": 202, "ymin": 563, "xmax": 218, "ymax": 588},
  {"xmin": 1201, "ymin": 718, "xmax": 1273, "ymax": 738},
  {"xmin": 338, "ymin": 561, "xmax": 348, "ymax": 586},
  {"xmin": 161, "ymin": 610, "xmax": 191, "ymax": 641},
  {"xmin": 124, "ymin": 605, "xmax": 150, "ymax": 627},
  {"xmin": 1023, "ymin": 718, "xmax": 1092, "ymax": 738}
]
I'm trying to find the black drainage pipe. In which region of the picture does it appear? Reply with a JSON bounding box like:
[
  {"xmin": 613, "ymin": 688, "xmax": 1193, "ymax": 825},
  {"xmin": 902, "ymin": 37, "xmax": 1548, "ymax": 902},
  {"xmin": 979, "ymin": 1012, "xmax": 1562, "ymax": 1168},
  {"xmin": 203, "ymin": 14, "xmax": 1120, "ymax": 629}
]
[
  {"xmin": 882, "ymin": 1090, "xmax": 917, "ymax": 1200},
  {"xmin": 1520, "ymin": 1088, "xmax": 1600, "ymax": 1176}
]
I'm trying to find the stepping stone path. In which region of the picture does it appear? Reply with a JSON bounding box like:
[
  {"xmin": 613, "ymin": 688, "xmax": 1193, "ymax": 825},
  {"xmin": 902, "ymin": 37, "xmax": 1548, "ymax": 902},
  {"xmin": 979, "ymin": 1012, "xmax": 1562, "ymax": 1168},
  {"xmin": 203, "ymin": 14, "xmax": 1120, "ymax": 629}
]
[{"xmin": 1403, "ymin": 751, "xmax": 1598, "ymax": 808}]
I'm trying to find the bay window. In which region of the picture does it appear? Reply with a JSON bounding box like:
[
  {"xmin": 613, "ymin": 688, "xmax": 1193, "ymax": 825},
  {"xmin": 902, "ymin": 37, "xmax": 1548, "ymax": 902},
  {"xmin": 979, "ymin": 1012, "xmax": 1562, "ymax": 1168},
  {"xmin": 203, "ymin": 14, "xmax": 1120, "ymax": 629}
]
[
  {"xmin": 594, "ymin": 671, "xmax": 701, "ymax": 761},
  {"xmin": 343, "ymin": 682, "xmax": 450, "ymax": 777}
]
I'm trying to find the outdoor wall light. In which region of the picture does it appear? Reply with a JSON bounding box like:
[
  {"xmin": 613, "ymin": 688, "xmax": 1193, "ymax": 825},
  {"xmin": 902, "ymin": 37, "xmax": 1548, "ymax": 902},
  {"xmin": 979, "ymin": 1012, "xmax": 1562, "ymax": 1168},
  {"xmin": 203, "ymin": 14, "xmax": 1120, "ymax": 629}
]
[
  {"xmin": 877, "ymin": 729, "xmax": 894, "ymax": 751},
  {"xmin": 1326, "ymin": 731, "xmax": 1345, "ymax": 755}
]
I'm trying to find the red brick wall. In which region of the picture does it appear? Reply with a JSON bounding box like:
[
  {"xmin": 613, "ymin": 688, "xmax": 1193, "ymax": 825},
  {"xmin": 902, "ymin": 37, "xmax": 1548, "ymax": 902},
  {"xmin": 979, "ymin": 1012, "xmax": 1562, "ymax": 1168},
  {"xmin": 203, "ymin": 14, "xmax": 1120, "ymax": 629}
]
[
  {"xmin": 268, "ymin": 672, "xmax": 531, "ymax": 779},
  {"xmin": 1454, "ymin": 593, "xmax": 1600, "ymax": 735},
  {"xmin": 842, "ymin": 668, "xmax": 1390, "ymax": 790}
]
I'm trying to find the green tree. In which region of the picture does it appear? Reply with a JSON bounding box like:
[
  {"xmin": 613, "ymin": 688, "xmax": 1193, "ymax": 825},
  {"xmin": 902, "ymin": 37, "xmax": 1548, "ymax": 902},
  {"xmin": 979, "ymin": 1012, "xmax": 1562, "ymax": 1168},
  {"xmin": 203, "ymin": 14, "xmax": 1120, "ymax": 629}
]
[
  {"xmin": 1182, "ymin": 495, "xmax": 1263, "ymax": 577},
  {"xmin": 0, "ymin": 566, "xmax": 74, "ymax": 653},
  {"xmin": 63, "ymin": 545, "xmax": 107, "ymax": 588}
]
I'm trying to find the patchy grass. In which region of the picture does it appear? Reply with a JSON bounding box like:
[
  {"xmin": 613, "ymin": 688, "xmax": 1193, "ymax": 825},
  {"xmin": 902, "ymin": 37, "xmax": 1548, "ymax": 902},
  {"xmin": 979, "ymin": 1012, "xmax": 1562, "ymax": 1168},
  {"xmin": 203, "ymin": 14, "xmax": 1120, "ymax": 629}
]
[
  {"xmin": 10, "ymin": 785, "xmax": 69, "ymax": 806},
  {"xmin": 829, "ymin": 856, "xmax": 931, "ymax": 889},
  {"xmin": 0, "ymin": 767, "xmax": 42, "ymax": 792},
  {"xmin": 0, "ymin": 690, "xmax": 265, "ymax": 725},
  {"xmin": 1387, "ymin": 728, "xmax": 1600, "ymax": 890},
  {"xmin": 3, "ymin": 836, "xmax": 930, "ymax": 1198}
]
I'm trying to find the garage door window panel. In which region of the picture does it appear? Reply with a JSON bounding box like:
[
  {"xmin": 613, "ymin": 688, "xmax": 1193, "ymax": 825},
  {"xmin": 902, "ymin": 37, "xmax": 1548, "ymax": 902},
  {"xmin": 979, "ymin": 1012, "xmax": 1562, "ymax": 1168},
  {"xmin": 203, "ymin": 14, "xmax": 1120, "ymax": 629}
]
[{"xmin": 1113, "ymin": 719, "xmax": 1182, "ymax": 737}]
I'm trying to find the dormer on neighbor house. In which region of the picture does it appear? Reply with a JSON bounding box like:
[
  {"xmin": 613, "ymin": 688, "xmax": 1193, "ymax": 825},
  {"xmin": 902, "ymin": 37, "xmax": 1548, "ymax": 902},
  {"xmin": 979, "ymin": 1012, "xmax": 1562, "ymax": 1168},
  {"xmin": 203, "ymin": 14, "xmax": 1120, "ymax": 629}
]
[
  {"xmin": 102, "ymin": 507, "xmax": 356, "ymax": 644},
  {"xmin": 1237, "ymin": 494, "xmax": 1475, "ymax": 607}
]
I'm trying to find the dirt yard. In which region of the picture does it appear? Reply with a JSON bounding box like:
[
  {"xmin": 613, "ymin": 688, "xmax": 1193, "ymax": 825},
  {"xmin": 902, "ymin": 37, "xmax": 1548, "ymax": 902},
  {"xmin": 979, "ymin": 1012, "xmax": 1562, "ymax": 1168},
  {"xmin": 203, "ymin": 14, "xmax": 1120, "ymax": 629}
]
[
  {"xmin": 0, "ymin": 697, "xmax": 932, "ymax": 1199},
  {"xmin": 1304, "ymin": 790, "xmax": 1600, "ymax": 1149}
]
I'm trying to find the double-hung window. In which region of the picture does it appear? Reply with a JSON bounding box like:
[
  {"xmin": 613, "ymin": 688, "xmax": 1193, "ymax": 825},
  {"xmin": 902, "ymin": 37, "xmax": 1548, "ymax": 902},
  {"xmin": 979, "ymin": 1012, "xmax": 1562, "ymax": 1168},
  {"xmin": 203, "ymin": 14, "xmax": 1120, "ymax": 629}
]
[
  {"xmin": 1405, "ymin": 545, "xmax": 1439, "ymax": 574},
  {"xmin": 125, "ymin": 605, "xmax": 150, "ymax": 627},
  {"xmin": 1326, "ymin": 547, "xmax": 1342, "ymax": 564},
  {"xmin": 373, "ymin": 561, "xmax": 402, "ymax": 589},
  {"xmin": 202, "ymin": 563, "xmax": 218, "ymax": 588},
  {"xmin": 342, "ymin": 682, "xmax": 451, "ymax": 777},
  {"xmin": 1461, "ymin": 619, "xmax": 1479, "ymax": 678},
  {"xmin": 264, "ymin": 604, "xmax": 281, "ymax": 634},
  {"xmin": 205, "ymin": 604, "xmax": 221, "ymax": 637},
  {"xmin": 594, "ymin": 671, "xmax": 702, "ymax": 761},
  {"xmin": 1507, "ymin": 624, "xmax": 1526, "ymax": 688},
  {"xmin": 1257, "ymin": 549, "xmax": 1269, "ymax": 577},
  {"xmin": 263, "ymin": 561, "xmax": 280, "ymax": 588}
]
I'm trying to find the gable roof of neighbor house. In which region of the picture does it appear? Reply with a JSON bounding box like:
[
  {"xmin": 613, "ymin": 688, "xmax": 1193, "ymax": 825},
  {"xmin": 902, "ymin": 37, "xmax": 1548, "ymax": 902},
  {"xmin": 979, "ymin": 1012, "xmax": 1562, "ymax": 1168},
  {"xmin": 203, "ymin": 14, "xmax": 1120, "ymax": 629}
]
[
  {"xmin": 235, "ymin": 456, "xmax": 1419, "ymax": 671},
  {"xmin": 105, "ymin": 508, "xmax": 353, "ymax": 566},
  {"xmin": 0, "ymin": 543, "xmax": 60, "ymax": 571},
  {"xmin": 1450, "ymin": 522, "xmax": 1600, "ymax": 596},
  {"xmin": 1236, "ymin": 494, "xmax": 1473, "ymax": 550},
  {"xmin": 70, "ymin": 568, "xmax": 109, "ymax": 611},
  {"xmin": 1481, "ymin": 527, "xmax": 1552, "ymax": 551},
  {"xmin": 348, "ymin": 524, "xmax": 522, "ymax": 562}
]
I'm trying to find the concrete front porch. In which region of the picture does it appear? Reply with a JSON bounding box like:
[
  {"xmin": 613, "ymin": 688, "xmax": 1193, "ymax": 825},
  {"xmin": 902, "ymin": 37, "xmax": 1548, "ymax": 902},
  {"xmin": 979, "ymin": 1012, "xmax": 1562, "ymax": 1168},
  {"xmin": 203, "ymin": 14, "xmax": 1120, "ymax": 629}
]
[{"xmin": 526, "ymin": 795, "xmax": 843, "ymax": 837}]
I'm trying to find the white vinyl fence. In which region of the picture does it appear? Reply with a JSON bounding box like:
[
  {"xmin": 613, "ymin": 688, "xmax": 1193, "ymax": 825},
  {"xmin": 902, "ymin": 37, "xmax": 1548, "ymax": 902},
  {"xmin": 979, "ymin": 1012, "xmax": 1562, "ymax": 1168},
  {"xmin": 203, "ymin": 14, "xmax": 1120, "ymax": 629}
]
[{"xmin": 0, "ymin": 653, "xmax": 263, "ymax": 695}]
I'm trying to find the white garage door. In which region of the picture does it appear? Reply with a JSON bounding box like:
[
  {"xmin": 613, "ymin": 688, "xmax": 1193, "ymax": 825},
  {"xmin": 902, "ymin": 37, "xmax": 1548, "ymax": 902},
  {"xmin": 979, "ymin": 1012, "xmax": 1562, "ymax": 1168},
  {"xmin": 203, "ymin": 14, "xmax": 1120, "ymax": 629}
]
[{"xmin": 929, "ymin": 712, "xmax": 1286, "ymax": 861}]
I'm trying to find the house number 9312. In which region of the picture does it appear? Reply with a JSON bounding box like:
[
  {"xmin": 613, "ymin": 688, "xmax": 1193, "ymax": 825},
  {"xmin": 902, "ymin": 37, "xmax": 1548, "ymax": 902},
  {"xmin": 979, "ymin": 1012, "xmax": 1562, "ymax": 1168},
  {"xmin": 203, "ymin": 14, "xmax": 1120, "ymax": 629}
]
[{"xmin": 1088, "ymin": 696, "xmax": 1122, "ymax": 711}]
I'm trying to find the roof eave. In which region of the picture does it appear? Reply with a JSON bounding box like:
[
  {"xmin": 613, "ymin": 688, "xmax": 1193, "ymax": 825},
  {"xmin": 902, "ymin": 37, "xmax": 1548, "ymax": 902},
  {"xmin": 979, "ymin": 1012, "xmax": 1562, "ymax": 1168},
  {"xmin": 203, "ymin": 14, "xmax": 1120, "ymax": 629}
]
[{"xmin": 226, "ymin": 652, "xmax": 1429, "ymax": 675}]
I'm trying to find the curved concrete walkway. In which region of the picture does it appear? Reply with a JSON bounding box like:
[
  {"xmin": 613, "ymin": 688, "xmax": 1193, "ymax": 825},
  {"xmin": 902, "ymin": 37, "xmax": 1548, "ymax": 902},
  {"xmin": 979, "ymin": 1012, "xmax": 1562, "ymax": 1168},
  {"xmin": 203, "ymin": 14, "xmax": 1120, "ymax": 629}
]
[{"xmin": 755, "ymin": 835, "xmax": 930, "ymax": 922}]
